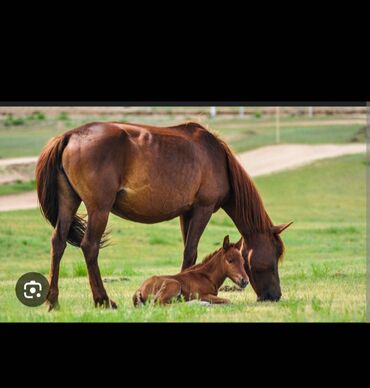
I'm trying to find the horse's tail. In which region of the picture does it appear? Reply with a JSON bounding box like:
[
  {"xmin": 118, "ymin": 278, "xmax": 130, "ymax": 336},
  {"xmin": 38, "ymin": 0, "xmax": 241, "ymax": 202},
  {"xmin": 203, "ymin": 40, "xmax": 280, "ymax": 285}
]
[
  {"xmin": 35, "ymin": 133, "xmax": 88, "ymax": 247},
  {"xmin": 133, "ymin": 289, "xmax": 144, "ymax": 307},
  {"xmin": 217, "ymin": 138, "xmax": 272, "ymax": 232}
]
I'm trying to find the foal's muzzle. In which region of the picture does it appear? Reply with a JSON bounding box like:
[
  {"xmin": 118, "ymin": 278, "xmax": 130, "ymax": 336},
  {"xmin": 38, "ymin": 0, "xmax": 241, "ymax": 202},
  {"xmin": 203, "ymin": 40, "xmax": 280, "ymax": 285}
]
[{"xmin": 239, "ymin": 278, "xmax": 249, "ymax": 289}]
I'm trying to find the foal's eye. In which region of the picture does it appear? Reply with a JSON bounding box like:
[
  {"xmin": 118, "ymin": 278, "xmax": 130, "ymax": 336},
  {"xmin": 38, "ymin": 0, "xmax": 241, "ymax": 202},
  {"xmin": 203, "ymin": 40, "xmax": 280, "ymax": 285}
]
[{"xmin": 228, "ymin": 259, "xmax": 233, "ymax": 263}]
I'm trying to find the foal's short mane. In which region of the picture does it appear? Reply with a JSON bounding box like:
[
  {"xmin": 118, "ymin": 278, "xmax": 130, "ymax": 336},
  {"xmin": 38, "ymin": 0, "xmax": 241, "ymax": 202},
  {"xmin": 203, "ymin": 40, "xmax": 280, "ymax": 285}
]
[
  {"xmin": 181, "ymin": 247, "xmax": 224, "ymax": 273},
  {"xmin": 182, "ymin": 243, "xmax": 243, "ymax": 274},
  {"xmin": 202, "ymin": 247, "xmax": 223, "ymax": 264}
]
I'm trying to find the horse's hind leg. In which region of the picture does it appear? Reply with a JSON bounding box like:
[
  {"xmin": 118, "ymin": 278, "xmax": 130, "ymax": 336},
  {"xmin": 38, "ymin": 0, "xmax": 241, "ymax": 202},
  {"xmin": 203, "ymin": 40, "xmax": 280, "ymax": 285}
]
[
  {"xmin": 47, "ymin": 173, "xmax": 81, "ymax": 311},
  {"xmin": 80, "ymin": 208, "xmax": 117, "ymax": 309}
]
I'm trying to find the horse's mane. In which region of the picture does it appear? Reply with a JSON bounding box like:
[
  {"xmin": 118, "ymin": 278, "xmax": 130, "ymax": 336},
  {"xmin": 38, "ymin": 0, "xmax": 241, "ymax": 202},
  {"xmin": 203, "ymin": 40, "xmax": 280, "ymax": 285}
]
[
  {"xmin": 217, "ymin": 136, "xmax": 273, "ymax": 232},
  {"xmin": 178, "ymin": 122, "xmax": 285, "ymax": 261},
  {"xmin": 175, "ymin": 121, "xmax": 273, "ymax": 234}
]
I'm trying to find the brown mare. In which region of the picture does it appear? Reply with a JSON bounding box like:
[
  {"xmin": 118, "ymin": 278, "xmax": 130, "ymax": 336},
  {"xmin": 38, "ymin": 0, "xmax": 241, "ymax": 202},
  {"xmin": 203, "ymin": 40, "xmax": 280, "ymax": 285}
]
[
  {"xmin": 35, "ymin": 121, "xmax": 292, "ymax": 310},
  {"xmin": 133, "ymin": 236, "xmax": 248, "ymax": 306}
]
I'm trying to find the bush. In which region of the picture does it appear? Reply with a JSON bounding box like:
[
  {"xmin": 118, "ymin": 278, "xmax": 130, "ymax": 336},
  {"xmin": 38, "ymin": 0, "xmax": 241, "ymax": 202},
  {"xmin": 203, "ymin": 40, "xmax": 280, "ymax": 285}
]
[
  {"xmin": 27, "ymin": 111, "xmax": 46, "ymax": 121},
  {"xmin": 57, "ymin": 112, "xmax": 69, "ymax": 121},
  {"xmin": 3, "ymin": 114, "xmax": 25, "ymax": 126}
]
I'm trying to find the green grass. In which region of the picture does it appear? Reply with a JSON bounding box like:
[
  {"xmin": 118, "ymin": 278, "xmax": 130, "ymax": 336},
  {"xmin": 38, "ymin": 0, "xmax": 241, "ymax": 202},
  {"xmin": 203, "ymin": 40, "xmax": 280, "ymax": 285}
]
[
  {"xmin": 0, "ymin": 180, "xmax": 36, "ymax": 196},
  {"xmin": 0, "ymin": 153, "xmax": 365, "ymax": 322},
  {"xmin": 210, "ymin": 120, "xmax": 365, "ymax": 152},
  {"xmin": 0, "ymin": 115, "xmax": 365, "ymax": 158}
]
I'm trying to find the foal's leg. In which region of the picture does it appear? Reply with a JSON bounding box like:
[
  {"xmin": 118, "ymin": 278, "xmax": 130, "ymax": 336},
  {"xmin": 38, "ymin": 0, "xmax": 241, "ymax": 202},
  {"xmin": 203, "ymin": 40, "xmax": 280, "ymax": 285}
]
[
  {"xmin": 181, "ymin": 205, "xmax": 214, "ymax": 271},
  {"xmin": 200, "ymin": 294, "xmax": 231, "ymax": 304},
  {"xmin": 154, "ymin": 279, "xmax": 182, "ymax": 305},
  {"xmin": 81, "ymin": 209, "xmax": 117, "ymax": 308},
  {"xmin": 47, "ymin": 173, "xmax": 81, "ymax": 311}
]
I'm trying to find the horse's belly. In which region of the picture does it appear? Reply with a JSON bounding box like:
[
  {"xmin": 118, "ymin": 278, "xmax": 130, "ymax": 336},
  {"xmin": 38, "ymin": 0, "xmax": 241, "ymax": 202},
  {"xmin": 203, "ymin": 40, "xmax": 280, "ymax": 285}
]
[
  {"xmin": 112, "ymin": 145, "xmax": 203, "ymax": 223},
  {"xmin": 112, "ymin": 186, "xmax": 194, "ymax": 223}
]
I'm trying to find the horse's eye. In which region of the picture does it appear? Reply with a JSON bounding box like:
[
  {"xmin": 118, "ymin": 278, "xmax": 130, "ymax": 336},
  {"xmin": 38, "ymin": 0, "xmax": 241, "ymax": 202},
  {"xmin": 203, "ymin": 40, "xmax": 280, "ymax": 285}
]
[{"xmin": 228, "ymin": 259, "xmax": 233, "ymax": 263}]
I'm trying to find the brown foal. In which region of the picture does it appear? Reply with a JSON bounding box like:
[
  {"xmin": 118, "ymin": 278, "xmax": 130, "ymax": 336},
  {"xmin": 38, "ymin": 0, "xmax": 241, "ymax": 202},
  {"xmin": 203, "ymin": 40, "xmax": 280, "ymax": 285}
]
[{"xmin": 133, "ymin": 236, "xmax": 248, "ymax": 306}]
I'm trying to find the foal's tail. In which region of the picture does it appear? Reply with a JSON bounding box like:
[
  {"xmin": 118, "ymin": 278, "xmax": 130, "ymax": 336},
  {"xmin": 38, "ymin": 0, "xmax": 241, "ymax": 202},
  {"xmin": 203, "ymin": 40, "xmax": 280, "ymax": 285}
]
[
  {"xmin": 35, "ymin": 133, "xmax": 88, "ymax": 247},
  {"xmin": 133, "ymin": 289, "xmax": 145, "ymax": 307}
]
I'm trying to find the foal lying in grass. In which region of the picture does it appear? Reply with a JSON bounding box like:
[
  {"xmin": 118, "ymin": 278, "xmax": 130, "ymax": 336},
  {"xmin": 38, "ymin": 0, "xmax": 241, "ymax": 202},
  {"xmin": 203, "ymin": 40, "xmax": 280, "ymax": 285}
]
[{"xmin": 133, "ymin": 236, "xmax": 248, "ymax": 306}]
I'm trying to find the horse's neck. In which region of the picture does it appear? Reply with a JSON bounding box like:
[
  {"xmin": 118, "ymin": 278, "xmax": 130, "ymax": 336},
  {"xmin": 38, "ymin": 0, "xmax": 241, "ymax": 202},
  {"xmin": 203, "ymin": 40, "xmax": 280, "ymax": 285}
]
[{"xmin": 199, "ymin": 253, "xmax": 226, "ymax": 290}]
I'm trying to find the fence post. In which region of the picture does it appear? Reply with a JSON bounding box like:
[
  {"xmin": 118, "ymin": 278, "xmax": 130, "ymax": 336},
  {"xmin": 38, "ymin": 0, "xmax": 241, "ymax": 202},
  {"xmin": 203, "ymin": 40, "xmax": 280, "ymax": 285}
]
[
  {"xmin": 308, "ymin": 106, "xmax": 313, "ymax": 118},
  {"xmin": 239, "ymin": 107, "xmax": 245, "ymax": 118},
  {"xmin": 276, "ymin": 106, "xmax": 280, "ymax": 144},
  {"xmin": 210, "ymin": 106, "xmax": 217, "ymax": 118}
]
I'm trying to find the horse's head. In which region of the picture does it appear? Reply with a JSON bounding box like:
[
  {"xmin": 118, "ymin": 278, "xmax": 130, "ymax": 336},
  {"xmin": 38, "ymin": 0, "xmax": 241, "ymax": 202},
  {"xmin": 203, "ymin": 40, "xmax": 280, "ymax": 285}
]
[
  {"xmin": 222, "ymin": 235, "xmax": 249, "ymax": 289},
  {"xmin": 243, "ymin": 222, "xmax": 293, "ymax": 302}
]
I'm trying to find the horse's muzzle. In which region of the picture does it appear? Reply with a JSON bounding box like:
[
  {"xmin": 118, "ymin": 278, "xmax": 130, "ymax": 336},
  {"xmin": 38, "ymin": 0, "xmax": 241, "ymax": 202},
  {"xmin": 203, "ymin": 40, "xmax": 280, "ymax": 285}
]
[{"xmin": 257, "ymin": 291, "xmax": 281, "ymax": 302}]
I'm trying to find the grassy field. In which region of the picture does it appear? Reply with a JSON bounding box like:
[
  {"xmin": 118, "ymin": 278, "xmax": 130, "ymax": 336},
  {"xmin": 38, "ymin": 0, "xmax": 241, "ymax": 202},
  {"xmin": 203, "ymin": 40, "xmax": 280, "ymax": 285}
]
[
  {"xmin": 0, "ymin": 180, "xmax": 35, "ymax": 196},
  {"xmin": 0, "ymin": 153, "xmax": 365, "ymax": 322},
  {"xmin": 0, "ymin": 114, "xmax": 365, "ymax": 158}
]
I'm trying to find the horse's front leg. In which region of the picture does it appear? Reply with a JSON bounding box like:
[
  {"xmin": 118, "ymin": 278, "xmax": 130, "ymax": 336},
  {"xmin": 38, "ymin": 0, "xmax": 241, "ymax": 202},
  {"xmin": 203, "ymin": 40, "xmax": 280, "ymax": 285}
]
[{"xmin": 180, "ymin": 205, "xmax": 213, "ymax": 271}]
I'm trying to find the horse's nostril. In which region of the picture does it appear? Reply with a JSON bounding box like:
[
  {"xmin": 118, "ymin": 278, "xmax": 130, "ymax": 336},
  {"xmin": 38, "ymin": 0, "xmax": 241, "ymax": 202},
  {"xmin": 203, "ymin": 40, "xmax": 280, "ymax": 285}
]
[
  {"xmin": 267, "ymin": 293, "xmax": 281, "ymax": 302},
  {"xmin": 258, "ymin": 291, "xmax": 280, "ymax": 302}
]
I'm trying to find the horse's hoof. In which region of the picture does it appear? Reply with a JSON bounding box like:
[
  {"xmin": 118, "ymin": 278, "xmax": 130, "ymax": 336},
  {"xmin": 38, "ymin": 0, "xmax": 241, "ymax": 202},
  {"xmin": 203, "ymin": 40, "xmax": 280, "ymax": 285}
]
[
  {"xmin": 95, "ymin": 298, "xmax": 118, "ymax": 309},
  {"xmin": 46, "ymin": 300, "xmax": 60, "ymax": 312},
  {"xmin": 109, "ymin": 299, "xmax": 118, "ymax": 309}
]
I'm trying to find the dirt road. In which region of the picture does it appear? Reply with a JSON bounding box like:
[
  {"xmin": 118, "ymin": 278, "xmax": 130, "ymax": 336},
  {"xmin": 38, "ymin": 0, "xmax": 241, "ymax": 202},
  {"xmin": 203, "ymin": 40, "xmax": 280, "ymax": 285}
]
[
  {"xmin": 238, "ymin": 143, "xmax": 365, "ymax": 177},
  {"xmin": 0, "ymin": 157, "xmax": 38, "ymax": 184},
  {"xmin": 0, "ymin": 191, "xmax": 38, "ymax": 211},
  {"xmin": 0, "ymin": 143, "xmax": 365, "ymax": 212}
]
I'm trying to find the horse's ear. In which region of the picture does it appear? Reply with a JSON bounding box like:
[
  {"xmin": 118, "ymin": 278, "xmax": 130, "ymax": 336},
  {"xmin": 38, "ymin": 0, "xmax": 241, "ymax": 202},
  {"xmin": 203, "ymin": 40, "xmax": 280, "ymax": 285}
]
[
  {"xmin": 223, "ymin": 235, "xmax": 230, "ymax": 250},
  {"xmin": 234, "ymin": 237, "xmax": 243, "ymax": 251},
  {"xmin": 271, "ymin": 222, "xmax": 293, "ymax": 235}
]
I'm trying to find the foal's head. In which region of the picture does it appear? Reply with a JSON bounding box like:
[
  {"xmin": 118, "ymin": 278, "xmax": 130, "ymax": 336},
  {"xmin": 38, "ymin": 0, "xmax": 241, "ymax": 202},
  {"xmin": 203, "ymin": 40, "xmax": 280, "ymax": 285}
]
[{"xmin": 221, "ymin": 235, "xmax": 249, "ymax": 288}]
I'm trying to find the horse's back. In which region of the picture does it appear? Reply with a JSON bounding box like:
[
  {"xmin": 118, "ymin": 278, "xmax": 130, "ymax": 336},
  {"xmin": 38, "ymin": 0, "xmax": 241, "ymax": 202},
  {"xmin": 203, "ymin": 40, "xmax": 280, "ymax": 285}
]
[
  {"xmin": 61, "ymin": 121, "xmax": 230, "ymax": 219},
  {"xmin": 64, "ymin": 120, "xmax": 223, "ymax": 164}
]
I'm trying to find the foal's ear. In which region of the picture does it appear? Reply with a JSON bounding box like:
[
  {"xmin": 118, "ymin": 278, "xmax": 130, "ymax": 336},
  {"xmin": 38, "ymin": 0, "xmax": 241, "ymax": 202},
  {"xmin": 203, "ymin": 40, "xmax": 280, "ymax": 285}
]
[
  {"xmin": 271, "ymin": 221, "xmax": 294, "ymax": 235},
  {"xmin": 223, "ymin": 235, "xmax": 230, "ymax": 250},
  {"xmin": 234, "ymin": 237, "xmax": 243, "ymax": 251}
]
